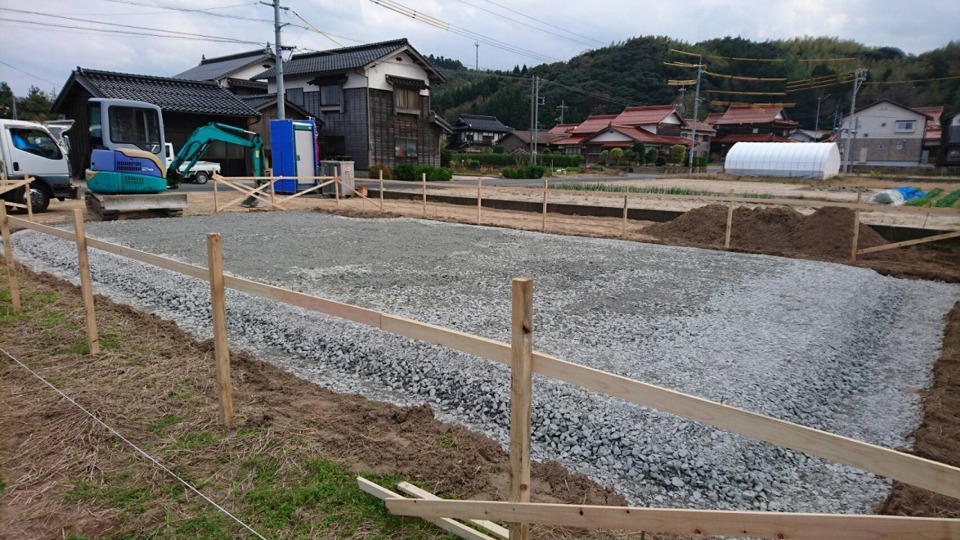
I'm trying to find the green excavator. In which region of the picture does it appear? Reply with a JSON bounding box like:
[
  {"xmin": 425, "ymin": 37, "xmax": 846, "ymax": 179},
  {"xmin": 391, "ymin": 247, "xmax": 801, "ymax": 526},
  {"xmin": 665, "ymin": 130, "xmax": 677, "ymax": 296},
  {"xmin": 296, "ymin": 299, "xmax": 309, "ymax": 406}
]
[{"xmin": 85, "ymin": 98, "xmax": 264, "ymax": 218}]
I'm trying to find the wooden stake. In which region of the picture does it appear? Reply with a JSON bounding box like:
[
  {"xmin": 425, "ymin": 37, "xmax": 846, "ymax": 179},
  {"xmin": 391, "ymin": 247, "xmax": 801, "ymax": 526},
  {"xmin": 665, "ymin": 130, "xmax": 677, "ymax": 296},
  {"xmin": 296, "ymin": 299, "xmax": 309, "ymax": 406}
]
[
  {"xmin": 541, "ymin": 178, "xmax": 548, "ymax": 232},
  {"xmin": 269, "ymin": 175, "xmax": 276, "ymax": 207},
  {"xmin": 477, "ymin": 177, "xmax": 483, "ymax": 225},
  {"xmin": 0, "ymin": 203, "xmax": 21, "ymax": 310},
  {"xmin": 851, "ymin": 189, "xmax": 862, "ymax": 262},
  {"xmin": 213, "ymin": 173, "xmax": 219, "ymax": 213},
  {"xmin": 621, "ymin": 188, "xmax": 628, "ymax": 238},
  {"xmin": 73, "ymin": 210, "xmax": 100, "ymax": 355},
  {"xmin": 206, "ymin": 233, "xmax": 234, "ymax": 427},
  {"xmin": 509, "ymin": 277, "xmax": 534, "ymax": 540},
  {"xmin": 379, "ymin": 170, "xmax": 385, "ymax": 212},
  {"xmin": 724, "ymin": 190, "xmax": 735, "ymax": 249},
  {"xmin": 422, "ymin": 172, "xmax": 427, "ymax": 216},
  {"xmin": 334, "ymin": 167, "xmax": 340, "ymax": 206},
  {"xmin": 24, "ymin": 175, "xmax": 33, "ymax": 222}
]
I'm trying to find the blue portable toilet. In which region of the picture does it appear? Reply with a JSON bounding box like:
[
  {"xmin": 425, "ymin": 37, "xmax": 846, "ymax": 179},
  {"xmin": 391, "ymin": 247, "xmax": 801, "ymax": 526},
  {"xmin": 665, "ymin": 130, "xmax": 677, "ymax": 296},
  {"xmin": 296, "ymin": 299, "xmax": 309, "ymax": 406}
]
[{"xmin": 270, "ymin": 119, "xmax": 318, "ymax": 194}]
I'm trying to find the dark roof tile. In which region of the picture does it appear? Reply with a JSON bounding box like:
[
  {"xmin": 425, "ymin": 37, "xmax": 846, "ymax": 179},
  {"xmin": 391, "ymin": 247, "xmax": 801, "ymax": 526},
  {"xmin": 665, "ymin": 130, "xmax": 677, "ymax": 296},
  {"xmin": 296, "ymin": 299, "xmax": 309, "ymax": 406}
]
[{"xmin": 175, "ymin": 48, "xmax": 274, "ymax": 81}]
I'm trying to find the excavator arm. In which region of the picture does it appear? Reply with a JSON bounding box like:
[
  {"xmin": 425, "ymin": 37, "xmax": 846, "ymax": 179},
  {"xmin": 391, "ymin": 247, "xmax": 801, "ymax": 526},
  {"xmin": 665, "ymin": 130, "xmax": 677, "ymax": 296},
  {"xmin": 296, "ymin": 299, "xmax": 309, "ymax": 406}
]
[{"xmin": 166, "ymin": 123, "xmax": 265, "ymax": 188}]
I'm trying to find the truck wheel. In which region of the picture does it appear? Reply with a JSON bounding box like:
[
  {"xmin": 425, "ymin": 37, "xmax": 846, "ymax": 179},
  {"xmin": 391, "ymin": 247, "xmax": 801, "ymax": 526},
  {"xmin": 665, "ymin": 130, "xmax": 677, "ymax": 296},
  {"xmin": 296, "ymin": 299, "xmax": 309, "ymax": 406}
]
[
  {"xmin": 28, "ymin": 185, "xmax": 51, "ymax": 213},
  {"xmin": 193, "ymin": 172, "xmax": 210, "ymax": 184}
]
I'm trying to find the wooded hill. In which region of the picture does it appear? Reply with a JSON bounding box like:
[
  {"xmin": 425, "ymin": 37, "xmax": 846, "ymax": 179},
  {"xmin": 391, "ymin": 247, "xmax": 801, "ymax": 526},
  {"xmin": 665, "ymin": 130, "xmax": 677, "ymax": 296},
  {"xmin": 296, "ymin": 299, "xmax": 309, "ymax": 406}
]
[{"xmin": 428, "ymin": 36, "xmax": 960, "ymax": 132}]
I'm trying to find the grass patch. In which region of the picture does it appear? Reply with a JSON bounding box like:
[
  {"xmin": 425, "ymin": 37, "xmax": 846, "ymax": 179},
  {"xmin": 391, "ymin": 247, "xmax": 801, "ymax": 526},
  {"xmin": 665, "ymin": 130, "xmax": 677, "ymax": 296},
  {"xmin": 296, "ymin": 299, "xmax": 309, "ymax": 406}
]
[
  {"xmin": 172, "ymin": 431, "xmax": 216, "ymax": 450},
  {"xmin": 147, "ymin": 414, "xmax": 183, "ymax": 434},
  {"xmin": 550, "ymin": 182, "xmax": 773, "ymax": 199}
]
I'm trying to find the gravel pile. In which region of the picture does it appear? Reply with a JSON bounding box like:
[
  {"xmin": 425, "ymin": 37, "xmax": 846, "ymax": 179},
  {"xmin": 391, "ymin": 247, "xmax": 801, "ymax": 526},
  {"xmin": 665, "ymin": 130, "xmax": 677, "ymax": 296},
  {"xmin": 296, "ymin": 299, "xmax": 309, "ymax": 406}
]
[{"xmin": 12, "ymin": 211, "xmax": 959, "ymax": 513}]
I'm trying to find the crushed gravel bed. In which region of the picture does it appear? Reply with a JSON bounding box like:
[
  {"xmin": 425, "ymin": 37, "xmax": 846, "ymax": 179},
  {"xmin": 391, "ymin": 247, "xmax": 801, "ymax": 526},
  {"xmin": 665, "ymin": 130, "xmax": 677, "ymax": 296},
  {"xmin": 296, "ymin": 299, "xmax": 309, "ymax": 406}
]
[{"xmin": 11, "ymin": 211, "xmax": 960, "ymax": 513}]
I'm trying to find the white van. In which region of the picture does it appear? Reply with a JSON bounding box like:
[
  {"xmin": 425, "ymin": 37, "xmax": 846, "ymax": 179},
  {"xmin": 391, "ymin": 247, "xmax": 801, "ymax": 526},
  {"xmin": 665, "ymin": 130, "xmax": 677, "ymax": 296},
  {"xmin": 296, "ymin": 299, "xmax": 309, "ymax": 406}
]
[{"xmin": 0, "ymin": 119, "xmax": 78, "ymax": 212}]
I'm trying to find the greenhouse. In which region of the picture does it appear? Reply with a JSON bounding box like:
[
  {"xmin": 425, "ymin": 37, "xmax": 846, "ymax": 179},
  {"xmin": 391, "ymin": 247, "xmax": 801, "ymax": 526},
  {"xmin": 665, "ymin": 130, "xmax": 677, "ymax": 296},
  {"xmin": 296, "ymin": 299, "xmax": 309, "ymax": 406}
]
[{"xmin": 724, "ymin": 142, "xmax": 841, "ymax": 179}]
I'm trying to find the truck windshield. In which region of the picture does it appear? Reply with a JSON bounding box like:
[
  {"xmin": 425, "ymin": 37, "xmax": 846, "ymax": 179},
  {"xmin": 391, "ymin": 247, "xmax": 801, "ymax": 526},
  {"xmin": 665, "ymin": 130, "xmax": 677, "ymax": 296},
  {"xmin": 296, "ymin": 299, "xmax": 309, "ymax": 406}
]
[
  {"xmin": 108, "ymin": 106, "xmax": 161, "ymax": 151},
  {"xmin": 9, "ymin": 127, "xmax": 63, "ymax": 160}
]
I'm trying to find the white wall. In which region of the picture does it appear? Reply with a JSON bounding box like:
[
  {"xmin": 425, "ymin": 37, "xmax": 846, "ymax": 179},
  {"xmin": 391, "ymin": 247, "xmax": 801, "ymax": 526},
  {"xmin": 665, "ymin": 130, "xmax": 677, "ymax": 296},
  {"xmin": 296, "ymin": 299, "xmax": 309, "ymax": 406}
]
[
  {"xmin": 269, "ymin": 49, "xmax": 430, "ymax": 97},
  {"xmin": 842, "ymin": 102, "xmax": 925, "ymax": 140}
]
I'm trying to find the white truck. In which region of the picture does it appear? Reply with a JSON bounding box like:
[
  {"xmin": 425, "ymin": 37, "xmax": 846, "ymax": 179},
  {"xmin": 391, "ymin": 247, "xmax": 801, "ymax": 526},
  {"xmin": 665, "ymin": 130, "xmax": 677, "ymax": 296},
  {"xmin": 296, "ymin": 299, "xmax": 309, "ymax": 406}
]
[
  {"xmin": 0, "ymin": 119, "xmax": 78, "ymax": 212},
  {"xmin": 164, "ymin": 143, "xmax": 220, "ymax": 184}
]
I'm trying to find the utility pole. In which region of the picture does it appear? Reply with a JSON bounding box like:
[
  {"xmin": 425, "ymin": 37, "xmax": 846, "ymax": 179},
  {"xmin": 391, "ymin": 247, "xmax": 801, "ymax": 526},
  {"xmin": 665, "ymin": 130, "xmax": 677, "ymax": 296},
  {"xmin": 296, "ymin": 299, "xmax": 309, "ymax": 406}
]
[
  {"xmin": 532, "ymin": 76, "xmax": 544, "ymax": 166},
  {"xmin": 687, "ymin": 55, "xmax": 703, "ymax": 173},
  {"xmin": 676, "ymin": 86, "xmax": 687, "ymax": 116},
  {"xmin": 261, "ymin": 0, "xmax": 289, "ymax": 119},
  {"xmin": 814, "ymin": 93, "xmax": 830, "ymax": 134},
  {"xmin": 475, "ymin": 42, "xmax": 479, "ymax": 71},
  {"xmin": 842, "ymin": 66, "xmax": 868, "ymax": 173},
  {"xmin": 529, "ymin": 75, "xmax": 536, "ymax": 160},
  {"xmin": 555, "ymin": 100, "xmax": 568, "ymax": 124},
  {"xmin": 11, "ymin": 92, "xmax": 17, "ymax": 120}
]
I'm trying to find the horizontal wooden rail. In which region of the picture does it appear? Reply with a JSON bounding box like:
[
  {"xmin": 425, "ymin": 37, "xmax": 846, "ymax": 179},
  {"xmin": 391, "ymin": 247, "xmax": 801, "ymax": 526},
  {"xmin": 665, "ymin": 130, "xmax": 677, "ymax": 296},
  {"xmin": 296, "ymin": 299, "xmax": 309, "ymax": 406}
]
[
  {"xmin": 858, "ymin": 229, "xmax": 960, "ymax": 255},
  {"xmin": 9, "ymin": 214, "xmax": 960, "ymax": 500},
  {"xmin": 358, "ymin": 478, "xmax": 496, "ymax": 540},
  {"xmin": 385, "ymin": 499, "xmax": 959, "ymax": 540},
  {"xmin": 396, "ymin": 481, "xmax": 509, "ymax": 540},
  {"xmin": 8, "ymin": 217, "xmax": 76, "ymax": 241}
]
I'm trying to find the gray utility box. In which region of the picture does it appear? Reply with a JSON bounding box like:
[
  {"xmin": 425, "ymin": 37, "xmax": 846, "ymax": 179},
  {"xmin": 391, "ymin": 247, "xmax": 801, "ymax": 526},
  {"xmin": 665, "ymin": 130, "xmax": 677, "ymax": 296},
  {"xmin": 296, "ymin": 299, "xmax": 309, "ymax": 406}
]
[{"xmin": 320, "ymin": 161, "xmax": 355, "ymax": 197}]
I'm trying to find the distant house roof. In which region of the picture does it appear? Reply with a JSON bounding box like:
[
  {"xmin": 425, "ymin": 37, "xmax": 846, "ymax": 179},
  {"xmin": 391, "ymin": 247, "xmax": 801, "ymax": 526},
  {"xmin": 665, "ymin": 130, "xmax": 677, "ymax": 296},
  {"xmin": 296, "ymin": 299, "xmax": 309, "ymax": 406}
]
[
  {"xmin": 453, "ymin": 114, "xmax": 512, "ymax": 133},
  {"xmin": 613, "ymin": 105, "xmax": 684, "ymax": 127},
  {"xmin": 53, "ymin": 67, "xmax": 259, "ymax": 117},
  {"xmin": 548, "ymin": 123, "xmax": 578, "ymax": 135},
  {"xmin": 705, "ymin": 112, "xmax": 724, "ymax": 127},
  {"xmin": 790, "ymin": 129, "xmax": 831, "ymax": 142},
  {"xmin": 238, "ymin": 94, "xmax": 315, "ymax": 120},
  {"xmin": 681, "ymin": 119, "xmax": 716, "ymax": 134},
  {"xmin": 569, "ymin": 114, "xmax": 618, "ymax": 135},
  {"xmin": 253, "ymin": 38, "xmax": 444, "ymax": 83},
  {"xmin": 581, "ymin": 125, "xmax": 692, "ymax": 147},
  {"xmin": 852, "ymin": 99, "xmax": 931, "ymax": 119},
  {"xmin": 552, "ymin": 135, "xmax": 588, "ymax": 146},
  {"xmin": 916, "ymin": 106, "xmax": 945, "ymax": 143},
  {"xmin": 713, "ymin": 105, "xmax": 797, "ymax": 126},
  {"xmin": 174, "ymin": 48, "xmax": 274, "ymax": 81},
  {"xmin": 222, "ymin": 77, "xmax": 268, "ymax": 91},
  {"xmin": 500, "ymin": 130, "xmax": 563, "ymax": 145},
  {"xmin": 713, "ymin": 133, "xmax": 797, "ymax": 144},
  {"xmin": 430, "ymin": 111, "xmax": 453, "ymax": 134}
]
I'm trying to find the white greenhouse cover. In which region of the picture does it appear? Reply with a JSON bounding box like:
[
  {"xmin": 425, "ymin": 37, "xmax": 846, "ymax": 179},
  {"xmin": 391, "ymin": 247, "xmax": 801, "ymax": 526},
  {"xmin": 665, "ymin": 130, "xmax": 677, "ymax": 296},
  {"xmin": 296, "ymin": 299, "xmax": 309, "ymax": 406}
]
[{"xmin": 724, "ymin": 142, "xmax": 841, "ymax": 180}]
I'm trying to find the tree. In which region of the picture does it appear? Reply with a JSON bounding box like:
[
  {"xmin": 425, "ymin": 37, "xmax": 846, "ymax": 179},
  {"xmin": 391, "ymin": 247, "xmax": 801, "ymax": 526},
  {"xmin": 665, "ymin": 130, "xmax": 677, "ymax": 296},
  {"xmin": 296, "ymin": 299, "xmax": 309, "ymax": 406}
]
[
  {"xmin": 0, "ymin": 82, "xmax": 13, "ymax": 119},
  {"xmin": 610, "ymin": 147, "xmax": 624, "ymax": 164},
  {"xmin": 15, "ymin": 86, "xmax": 56, "ymax": 121},
  {"xmin": 669, "ymin": 144, "xmax": 687, "ymax": 164},
  {"xmin": 631, "ymin": 142, "xmax": 646, "ymax": 160},
  {"xmin": 598, "ymin": 149, "xmax": 610, "ymax": 166},
  {"xmin": 644, "ymin": 148, "xmax": 658, "ymax": 164}
]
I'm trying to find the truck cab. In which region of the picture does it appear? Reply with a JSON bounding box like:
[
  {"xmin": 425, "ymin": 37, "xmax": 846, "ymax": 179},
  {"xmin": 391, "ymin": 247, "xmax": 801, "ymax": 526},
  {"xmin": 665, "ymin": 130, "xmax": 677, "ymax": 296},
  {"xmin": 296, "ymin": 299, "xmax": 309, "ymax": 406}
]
[
  {"xmin": 164, "ymin": 143, "xmax": 220, "ymax": 184},
  {"xmin": 0, "ymin": 119, "xmax": 78, "ymax": 212}
]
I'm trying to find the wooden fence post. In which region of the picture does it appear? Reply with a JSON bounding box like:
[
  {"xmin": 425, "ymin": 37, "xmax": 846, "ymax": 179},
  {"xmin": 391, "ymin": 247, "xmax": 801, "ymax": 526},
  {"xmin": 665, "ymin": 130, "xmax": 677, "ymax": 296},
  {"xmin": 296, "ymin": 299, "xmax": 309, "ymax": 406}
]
[
  {"xmin": 477, "ymin": 177, "xmax": 483, "ymax": 225},
  {"xmin": 0, "ymin": 203, "xmax": 21, "ymax": 310},
  {"xmin": 379, "ymin": 170, "xmax": 385, "ymax": 213},
  {"xmin": 422, "ymin": 172, "xmax": 427, "ymax": 217},
  {"xmin": 541, "ymin": 179, "xmax": 548, "ymax": 232},
  {"xmin": 213, "ymin": 174, "xmax": 219, "ymax": 213},
  {"xmin": 269, "ymin": 175, "xmax": 276, "ymax": 207},
  {"xmin": 24, "ymin": 175, "xmax": 33, "ymax": 222},
  {"xmin": 206, "ymin": 233, "xmax": 234, "ymax": 427},
  {"xmin": 334, "ymin": 167, "xmax": 340, "ymax": 206},
  {"xmin": 621, "ymin": 188, "xmax": 629, "ymax": 238},
  {"xmin": 724, "ymin": 190, "xmax": 735, "ymax": 249},
  {"xmin": 73, "ymin": 210, "xmax": 100, "ymax": 355},
  {"xmin": 509, "ymin": 277, "xmax": 534, "ymax": 540},
  {"xmin": 851, "ymin": 188, "xmax": 862, "ymax": 262}
]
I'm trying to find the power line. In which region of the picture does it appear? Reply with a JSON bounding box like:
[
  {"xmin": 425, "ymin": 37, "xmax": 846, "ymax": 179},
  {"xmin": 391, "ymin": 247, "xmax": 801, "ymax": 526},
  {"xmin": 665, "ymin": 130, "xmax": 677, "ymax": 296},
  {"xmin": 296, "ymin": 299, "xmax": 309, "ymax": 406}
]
[
  {"xmin": 457, "ymin": 0, "xmax": 597, "ymax": 48},
  {"xmin": 99, "ymin": 0, "xmax": 287, "ymax": 25},
  {"xmin": 671, "ymin": 48, "xmax": 855, "ymax": 63},
  {"xmin": 0, "ymin": 18, "xmax": 265, "ymax": 46},
  {"xmin": 479, "ymin": 0, "xmax": 603, "ymax": 46},
  {"xmin": 863, "ymin": 74, "xmax": 960, "ymax": 86},
  {"xmin": 0, "ymin": 60, "xmax": 60, "ymax": 87},
  {"xmin": 369, "ymin": 0, "xmax": 558, "ymax": 64}
]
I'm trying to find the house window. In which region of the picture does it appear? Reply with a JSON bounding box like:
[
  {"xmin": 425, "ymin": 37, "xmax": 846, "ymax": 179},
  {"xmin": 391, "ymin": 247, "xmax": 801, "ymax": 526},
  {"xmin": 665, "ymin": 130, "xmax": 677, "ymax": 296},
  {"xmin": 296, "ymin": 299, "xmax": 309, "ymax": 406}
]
[
  {"xmin": 896, "ymin": 142, "xmax": 904, "ymax": 151},
  {"xmin": 896, "ymin": 120, "xmax": 915, "ymax": 132},
  {"xmin": 286, "ymin": 87, "xmax": 304, "ymax": 106},
  {"xmin": 877, "ymin": 144, "xmax": 885, "ymax": 150},
  {"xmin": 564, "ymin": 146, "xmax": 580, "ymax": 155},
  {"xmin": 320, "ymin": 84, "xmax": 341, "ymax": 109},
  {"xmin": 395, "ymin": 137, "xmax": 417, "ymax": 158},
  {"xmin": 395, "ymin": 88, "xmax": 420, "ymax": 113},
  {"xmin": 322, "ymin": 136, "xmax": 346, "ymax": 157}
]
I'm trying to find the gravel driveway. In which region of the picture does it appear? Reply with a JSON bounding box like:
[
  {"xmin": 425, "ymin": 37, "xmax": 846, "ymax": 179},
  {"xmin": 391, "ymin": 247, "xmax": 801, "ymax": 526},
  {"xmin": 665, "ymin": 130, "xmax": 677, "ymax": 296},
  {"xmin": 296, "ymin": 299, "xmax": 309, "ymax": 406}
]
[{"xmin": 12, "ymin": 211, "xmax": 959, "ymax": 513}]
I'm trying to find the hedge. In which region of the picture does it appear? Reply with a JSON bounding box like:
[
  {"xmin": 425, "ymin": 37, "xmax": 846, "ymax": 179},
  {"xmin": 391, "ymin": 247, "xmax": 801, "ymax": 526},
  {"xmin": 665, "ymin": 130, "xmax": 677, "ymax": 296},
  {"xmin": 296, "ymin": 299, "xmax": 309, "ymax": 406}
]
[
  {"xmin": 448, "ymin": 152, "xmax": 582, "ymax": 168},
  {"xmin": 393, "ymin": 164, "xmax": 453, "ymax": 181}
]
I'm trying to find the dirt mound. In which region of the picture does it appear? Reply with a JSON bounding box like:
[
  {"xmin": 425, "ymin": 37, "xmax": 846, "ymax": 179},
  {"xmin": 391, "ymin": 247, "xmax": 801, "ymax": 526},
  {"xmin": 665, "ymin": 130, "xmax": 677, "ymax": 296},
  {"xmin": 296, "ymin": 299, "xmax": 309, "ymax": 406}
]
[{"xmin": 647, "ymin": 204, "xmax": 895, "ymax": 260}]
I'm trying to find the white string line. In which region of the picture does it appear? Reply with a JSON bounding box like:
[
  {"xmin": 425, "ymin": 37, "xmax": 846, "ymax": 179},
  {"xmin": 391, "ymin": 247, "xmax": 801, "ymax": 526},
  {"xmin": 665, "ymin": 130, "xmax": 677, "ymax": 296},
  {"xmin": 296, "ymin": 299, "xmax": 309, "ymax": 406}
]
[{"xmin": 0, "ymin": 347, "xmax": 268, "ymax": 540}]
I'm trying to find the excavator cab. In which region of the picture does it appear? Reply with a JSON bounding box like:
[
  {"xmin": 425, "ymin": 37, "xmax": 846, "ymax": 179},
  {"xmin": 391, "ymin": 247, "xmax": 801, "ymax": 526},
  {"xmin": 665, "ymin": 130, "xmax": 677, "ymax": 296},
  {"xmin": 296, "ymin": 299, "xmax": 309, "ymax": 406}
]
[{"xmin": 86, "ymin": 99, "xmax": 171, "ymax": 194}]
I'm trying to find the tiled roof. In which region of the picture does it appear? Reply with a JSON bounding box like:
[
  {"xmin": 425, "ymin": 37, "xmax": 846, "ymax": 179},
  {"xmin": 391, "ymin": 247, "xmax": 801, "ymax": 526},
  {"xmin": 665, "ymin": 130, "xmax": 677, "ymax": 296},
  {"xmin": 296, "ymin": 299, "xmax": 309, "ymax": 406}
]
[
  {"xmin": 713, "ymin": 105, "xmax": 797, "ymax": 126},
  {"xmin": 253, "ymin": 39, "xmax": 443, "ymax": 82},
  {"xmin": 705, "ymin": 112, "xmax": 724, "ymax": 126},
  {"xmin": 453, "ymin": 114, "xmax": 512, "ymax": 132},
  {"xmin": 548, "ymin": 123, "xmax": 578, "ymax": 135},
  {"xmin": 552, "ymin": 135, "xmax": 587, "ymax": 146},
  {"xmin": 569, "ymin": 114, "xmax": 618, "ymax": 135},
  {"xmin": 224, "ymin": 78, "xmax": 268, "ymax": 91},
  {"xmin": 430, "ymin": 111, "xmax": 453, "ymax": 134},
  {"xmin": 713, "ymin": 133, "xmax": 797, "ymax": 143},
  {"xmin": 237, "ymin": 94, "xmax": 315, "ymax": 120},
  {"xmin": 915, "ymin": 106, "xmax": 944, "ymax": 125},
  {"xmin": 501, "ymin": 130, "xmax": 564, "ymax": 145},
  {"xmin": 54, "ymin": 68, "xmax": 259, "ymax": 117},
  {"xmin": 174, "ymin": 48, "xmax": 273, "ymax": 81},
  {"xmin": 586, "ymin": 125, "xmax": 692, "ymax": 147},
  {"xmin": 681, "ymin": 119, "xmax": 716, "ymax": 134},
  {"xmin": 613, "ymin": 105, "xmax": 682, "ymax": 127}
]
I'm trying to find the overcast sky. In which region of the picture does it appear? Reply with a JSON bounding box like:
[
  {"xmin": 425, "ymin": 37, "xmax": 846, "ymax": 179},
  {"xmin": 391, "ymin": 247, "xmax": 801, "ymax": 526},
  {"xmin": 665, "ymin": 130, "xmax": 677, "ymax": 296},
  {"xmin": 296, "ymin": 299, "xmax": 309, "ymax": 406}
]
[{"xmin": 1, "ymin": 0, "xmax": 957, "ymax": 98}]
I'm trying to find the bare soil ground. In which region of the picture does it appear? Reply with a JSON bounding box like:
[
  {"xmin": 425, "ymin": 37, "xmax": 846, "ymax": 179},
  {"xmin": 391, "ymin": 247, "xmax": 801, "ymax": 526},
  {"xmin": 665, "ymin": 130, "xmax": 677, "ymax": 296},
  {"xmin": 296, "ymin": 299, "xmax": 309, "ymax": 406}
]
[{"xmin": 4, "ymin": 175, "xmax": 959, "ymax": 536}]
